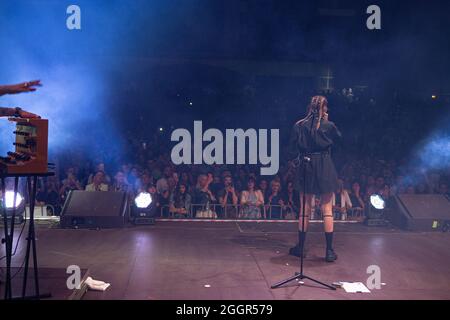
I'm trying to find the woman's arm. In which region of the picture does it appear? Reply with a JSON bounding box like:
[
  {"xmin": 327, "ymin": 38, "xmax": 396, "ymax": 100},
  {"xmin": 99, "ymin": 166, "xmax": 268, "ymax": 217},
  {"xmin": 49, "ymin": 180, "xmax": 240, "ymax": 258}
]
[
  {"xmin": 0, "ymin": 107, "xmax": 40, "ymax": 118},
  {"xmin": 231, "ymin": 187, "xmax": 238, "ymax": 205},
  {"xmin": 0, "ymin": 80, "xmax": 41, "ymax": 96},
  {"xmin": 219, "ymin": 190, "xmax": 228, "ymax": 207},
  {"xmin": 1, "ymin": 81, "xmax": 42, "ymax": 118},
  {"xmin": 345, "ymin": 191, "xmax": 352, "ymax": 209},
  {"xmin": 207, "ymin": 189, "xmax": 216, "ymax": 202},
  {"xmin": 240, "ymin": 191, "xmax": 248, "ymax": 205},
  {"xmin": 0, "ymin": 107, "xmax": 15, "ymax": 117},
  {"xmin": 256, "ymin": 190, "xmax": 264, "ymax": 206},
  {"xmin": 357, "ymin": 195, "xmax": 365, "ymax": 208}
]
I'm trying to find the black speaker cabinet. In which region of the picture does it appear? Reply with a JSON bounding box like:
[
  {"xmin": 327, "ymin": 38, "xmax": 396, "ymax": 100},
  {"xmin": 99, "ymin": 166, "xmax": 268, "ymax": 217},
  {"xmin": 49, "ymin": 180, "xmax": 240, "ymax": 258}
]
[
  {"xmin": 389, "ymin": 194, "xmax": 450, "ymax": 231},
  {"xmin": 60, "ymin": 190, "xmax": 129, "ymax": 228}
]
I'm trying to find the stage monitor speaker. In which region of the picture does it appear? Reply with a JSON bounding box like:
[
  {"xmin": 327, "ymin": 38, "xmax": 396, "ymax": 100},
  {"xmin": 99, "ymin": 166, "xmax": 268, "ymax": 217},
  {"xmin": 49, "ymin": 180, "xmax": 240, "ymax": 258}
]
[
  {"xmin": 388, "ymin": 194, "xmax": 450, "ymax": 231},
  {"xmin": 60, "ymin": 190, "xmax": 129, "ymax": 228}
]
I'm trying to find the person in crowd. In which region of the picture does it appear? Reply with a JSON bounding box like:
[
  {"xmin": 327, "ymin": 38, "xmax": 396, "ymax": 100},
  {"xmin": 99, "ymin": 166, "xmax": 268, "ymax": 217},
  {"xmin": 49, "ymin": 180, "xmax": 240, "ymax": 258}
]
[
  {"xmin": 358, "ymin": 173, "xmax": 367, "ymax": 192},
  {"xmin": 111, "ymin": 171, "xmax": 132, "ymax": 193},
  {"xmin": 240, "ymin": 178, "xmax": 264, "ymax": 219},
  {"xmin": 349, "ymin": 181, "xmax": 365, "ymax": 219},
  {"xmin": 135, "ymin": 172, "xmax": 152, "ymax": 193},
  {"xmin": 59, "ymin": 172, "xmax": 82, "ymax": 202},
  {"xmin": 266, "ymin": 179, "xmax": 285, "ymax": 219},
  {"xmin": 284, "ymin": 181, "xmax": 300, "ymax": 219},
  {"xmin": 36, "ymin": 182, "xmax": 47, "ymax": 205},
  {"xmin": 235, "ymin": 168, "xmax": 247, "ymax": 191},
  {"xmin": 209, "ymin": 173, "xmax": 222, "ymax": 196},
  {"xmin": 62, "ymin": 167, "xmax": 77, "ymax": 184},
  {"xmin": 156, "ymin": 166, "xmax": 171, "ymax": 195},
  {"xmin": 193, "ymin": 174, "xmax": 217, "ymax": 218},
  {"xmin": 258, "ymin": 179, "xmax": 269, "ymax": 200},
  {"xmin": 180, "ymin": 171, "xmax": 192, "ymax": 189},
  {"xmin": 217, "ymin": 174, "xmax": 239, "ymax": 218},
  {"xmin": 169, "ymin": 183, "xmax": 192, "ymax": 218},
  {"xmin": 127, "ymin": 167, "xmax": 141, "ymax": 191},
  {"xmin": 42, "ymin": 181, "xmax": 62, "ymax": 215},
  {"xmin": 364, "ymin": 175, "xmax": 377, "ymax": 202},
  {"xmin": 310, "ymin": 195, "xmax": 320, "ymax": 220},
  {"xmin": 171, "ymin": 172, "xmax": 179, "ymax": 188},
  {"xmin": 375, "ymin": 176, "xmax": 385, "ymax": 193},
  {"xmin": 206, "ymin": 172, "xmax": 217, "ymax": 193},
  {"xmin": 158, "ymin": 187, "xmax": 171, "ymax": 217},
  {"xmin": 146, "ymin": 184, "xmax": 161, "ymax": 217},
  {"xmin": 167, "ymin": 176, "xmax": 178, "ymax": 193},
  {"xmin": 85, "ymin": 171, "xmax": 109, "ymax": 191},
  {"xmin": 332, "ymin": 179, "xmax": 352, "ymax": 220},
  {"xmin": 380, "ymin": 184, "xmax": 391, "ymax": 200},
  {"xmin": 88, "ymin": 162, "xmax": 111, "ymax": 185},
  {"xmin": 121, "ymin": 164, "xmax": 131, "ymax": 178}
]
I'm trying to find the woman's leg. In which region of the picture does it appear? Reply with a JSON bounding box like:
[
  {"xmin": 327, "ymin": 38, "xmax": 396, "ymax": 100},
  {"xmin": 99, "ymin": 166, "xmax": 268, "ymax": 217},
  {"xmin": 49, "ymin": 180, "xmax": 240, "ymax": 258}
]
[
  {"xmin": 298, "ymin": 193, "xmax": 313, "ymax": 231},
  {"xmin": 321, "ymin": 192, "xmax": 337, "ymax": 262},
  {"xmin": 321, "ymin": 193, "xmax": 334, "ymax": 232},
  {"xmin": 289, "ymin": 193, "xmax": 313, "ymax": 257}
]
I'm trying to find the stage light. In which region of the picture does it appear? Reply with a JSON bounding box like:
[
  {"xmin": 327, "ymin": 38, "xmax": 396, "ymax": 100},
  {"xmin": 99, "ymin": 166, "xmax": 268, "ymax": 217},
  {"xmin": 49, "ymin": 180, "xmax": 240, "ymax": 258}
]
[
  {"xmin": 189, "ymin": 101, "xmax": 193, "ymax": 106},
  {"xmin": 370, "ymin": 194, "xmax": 385, "ymax": 210},
  {"xmin": 159, "ymin": 127, "xmax": 164, "ymax": 132},
  {"xmin": 4, "ymin": 191, "xmax": 24, "ymax": 209},
  {"xmin": 131, "ymin": 192, "xmax": 156, "ymax": 225},
  {"xmin": 365, "ymin": 194, "xmax": 388, "ymax": 227},
  {"xmin": 431, "ymin": 95, "xmax": 437, "ymax": 100},
  {"xmin": 135, "ymin": 192, "xmax": 152, "ymax": 209},
  {"xmin": 0, "ymin": 191, "xmax": 26, "ymax": 224}
]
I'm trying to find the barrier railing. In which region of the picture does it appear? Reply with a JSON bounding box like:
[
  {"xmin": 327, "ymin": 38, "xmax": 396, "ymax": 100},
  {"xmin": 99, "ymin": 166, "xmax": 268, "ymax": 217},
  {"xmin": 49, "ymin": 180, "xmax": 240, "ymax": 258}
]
[
  {"xmin": 160, "ymin": 203, "xmax": 366, "ymax": 220},
  {"xmin": 25, "ymin": 204, "xmax": 59, "ymax": 218},
  {"xmin": 161, "ymin": 203, "xmax": 303, "ymax": 220}
]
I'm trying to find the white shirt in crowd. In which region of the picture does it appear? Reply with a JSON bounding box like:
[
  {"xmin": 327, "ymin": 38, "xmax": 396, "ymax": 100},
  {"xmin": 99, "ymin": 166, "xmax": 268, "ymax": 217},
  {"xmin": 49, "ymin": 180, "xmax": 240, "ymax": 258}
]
[{"xmin": 85, "ymin": 183, "xmax": 109, "ymax": 192}]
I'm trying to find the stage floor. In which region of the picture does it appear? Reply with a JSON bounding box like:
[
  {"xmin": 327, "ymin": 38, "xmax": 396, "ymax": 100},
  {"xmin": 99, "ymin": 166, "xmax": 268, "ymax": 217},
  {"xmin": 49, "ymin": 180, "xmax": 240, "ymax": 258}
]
[{"xmin": 1, "ymin": 220, "xmax": 450, "ymax": 300}]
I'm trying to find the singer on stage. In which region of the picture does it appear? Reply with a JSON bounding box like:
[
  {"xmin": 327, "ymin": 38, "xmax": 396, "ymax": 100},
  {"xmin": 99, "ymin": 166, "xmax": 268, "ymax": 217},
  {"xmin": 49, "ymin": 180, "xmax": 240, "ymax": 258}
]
[{"xmin": 288, "ymin": 95, "xmax": 341, "ymax": 262}]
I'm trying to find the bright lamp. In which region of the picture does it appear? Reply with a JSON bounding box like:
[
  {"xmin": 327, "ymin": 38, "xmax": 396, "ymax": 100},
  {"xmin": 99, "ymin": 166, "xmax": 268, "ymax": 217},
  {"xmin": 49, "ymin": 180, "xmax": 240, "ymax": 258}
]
[{"xmin": 134, "ymin": 192, "xmax": 152, "ymax": 209}]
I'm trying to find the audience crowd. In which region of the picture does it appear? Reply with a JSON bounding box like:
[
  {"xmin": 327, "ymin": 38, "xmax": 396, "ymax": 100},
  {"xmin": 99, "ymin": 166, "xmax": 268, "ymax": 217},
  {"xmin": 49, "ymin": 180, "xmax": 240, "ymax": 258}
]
[
  {"xmin": 29, "ymin": 147, "xmax": 449, "ymax": 220},
  {"xmin": 3, "ymin": 89, "xmax": 449, "ymax": 221}
]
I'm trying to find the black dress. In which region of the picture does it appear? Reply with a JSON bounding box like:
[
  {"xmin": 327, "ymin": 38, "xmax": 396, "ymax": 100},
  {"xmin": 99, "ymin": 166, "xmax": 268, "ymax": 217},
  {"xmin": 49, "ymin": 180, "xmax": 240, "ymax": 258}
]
[{"xmin": 289, "ymin": 117, "xmax": 341, "ymax": 194}]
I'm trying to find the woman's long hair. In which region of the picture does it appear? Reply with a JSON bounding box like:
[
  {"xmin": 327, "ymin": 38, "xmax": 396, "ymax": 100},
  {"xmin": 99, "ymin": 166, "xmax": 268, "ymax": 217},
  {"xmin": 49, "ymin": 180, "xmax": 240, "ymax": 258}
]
[
  {"xmin": 297, "ymin": 95, "xmax": 328, "ymax": 130},
  {"xmin": 173, "ymin": 183, "xmax": 188, "ymax": 204}
]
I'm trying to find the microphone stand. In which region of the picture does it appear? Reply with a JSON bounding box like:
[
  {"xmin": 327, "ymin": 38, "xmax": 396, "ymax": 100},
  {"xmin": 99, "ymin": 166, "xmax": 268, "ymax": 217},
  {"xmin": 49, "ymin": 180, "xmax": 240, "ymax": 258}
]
[{"xmin": 271, "ymin": 112, "xmax": 336, "ymax": 291}]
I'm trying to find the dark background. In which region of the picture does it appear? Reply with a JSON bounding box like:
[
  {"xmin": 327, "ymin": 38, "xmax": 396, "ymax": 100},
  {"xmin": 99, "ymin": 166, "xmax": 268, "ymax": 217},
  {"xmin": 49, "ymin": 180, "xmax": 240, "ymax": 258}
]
[{"xmin": 1, "ymin": 0, "xmax": 449, "ymax": 168}]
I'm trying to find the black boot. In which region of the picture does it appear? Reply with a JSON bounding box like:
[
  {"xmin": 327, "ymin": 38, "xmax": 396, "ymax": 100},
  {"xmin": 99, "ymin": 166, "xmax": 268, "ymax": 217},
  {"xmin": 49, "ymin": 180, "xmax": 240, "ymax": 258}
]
[
  {"xmin": 289, "ymin": 231, "xmax": 306, "ymax": 258},
  {"xmin": 325, "ymin": 232, "xmax": 338, "ymax": 262}
]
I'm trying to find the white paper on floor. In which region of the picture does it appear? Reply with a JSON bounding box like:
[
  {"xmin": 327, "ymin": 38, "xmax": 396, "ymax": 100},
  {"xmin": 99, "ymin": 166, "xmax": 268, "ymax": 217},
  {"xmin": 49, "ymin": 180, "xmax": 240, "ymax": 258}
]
[
  {"xmin": 85, "ymin": 276, "xmax": 111, "ymax": 291},
  {"xmin": 340, "ymin": 282, "xmax": 371, "ymax": 293}
]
